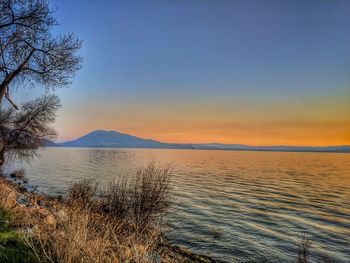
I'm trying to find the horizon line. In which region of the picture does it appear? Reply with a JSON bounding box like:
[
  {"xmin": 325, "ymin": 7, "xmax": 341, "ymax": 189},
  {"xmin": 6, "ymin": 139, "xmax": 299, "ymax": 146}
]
[{"xmin": 53, "ymin": 129, "xmax": 350, "ymax": 149}]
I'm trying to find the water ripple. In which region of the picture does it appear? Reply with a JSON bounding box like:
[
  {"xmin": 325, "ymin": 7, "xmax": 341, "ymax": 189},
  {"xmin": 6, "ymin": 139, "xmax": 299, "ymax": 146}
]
[{"xmin": 2, "ymin": 148, "xmax": 350, "ymax": 262}]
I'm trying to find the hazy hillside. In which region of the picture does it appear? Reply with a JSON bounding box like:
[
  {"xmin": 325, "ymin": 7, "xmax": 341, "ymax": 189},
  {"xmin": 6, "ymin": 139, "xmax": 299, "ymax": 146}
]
[
  {"xmin": 59, "ymin": 130, "xmax": 193, "ymax": 149},
  {"xmin": 46, "ymin": 130, "xmax": 350, "ymax": 153}
]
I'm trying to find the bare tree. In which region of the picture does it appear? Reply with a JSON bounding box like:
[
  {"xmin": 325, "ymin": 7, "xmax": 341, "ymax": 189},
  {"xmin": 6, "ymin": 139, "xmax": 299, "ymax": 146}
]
[
  {"xmin": 0, "ymin": 0, "xmax": 81, "ymax": 165},
  {"xmin": 0, "ymin": 94, "xmax": 60, "ymax": 165},
  {"xmin": 0, "ymin": 0, "xmax": 82, "ymax": 109}
]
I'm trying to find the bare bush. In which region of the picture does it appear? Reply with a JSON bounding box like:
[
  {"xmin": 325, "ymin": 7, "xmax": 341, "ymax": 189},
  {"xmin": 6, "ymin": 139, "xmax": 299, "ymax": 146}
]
[
  {"xmin": 100, "ymin": 163, "xmax": 174, "ymax": 230},
  {"xmin": 102, "ymin": 176, "xmax": 131, "ymax": 219},
  {"xmin": 67, "ymin": 179, "xmax": 98, "ymax": 209},
  {"xmin": 131, "ymin": 163, "xmax": 174, "ymax": 230}
]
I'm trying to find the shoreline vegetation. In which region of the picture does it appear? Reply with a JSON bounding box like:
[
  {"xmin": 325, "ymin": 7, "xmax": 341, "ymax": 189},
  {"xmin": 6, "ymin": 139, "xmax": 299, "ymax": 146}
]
[
  {"xmin": 0, "ymin": 164, "xmax": 338, "ymax": 263},
  {"xmin": 0, "ymin": 164, "xmax": 214, "ymax": 263}
]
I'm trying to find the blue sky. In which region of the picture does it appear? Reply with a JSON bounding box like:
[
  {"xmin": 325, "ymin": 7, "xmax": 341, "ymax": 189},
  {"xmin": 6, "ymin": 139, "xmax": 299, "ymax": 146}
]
[{"xmin": 15, "ymin": 0, "xmax": 350, "ymax": 145}]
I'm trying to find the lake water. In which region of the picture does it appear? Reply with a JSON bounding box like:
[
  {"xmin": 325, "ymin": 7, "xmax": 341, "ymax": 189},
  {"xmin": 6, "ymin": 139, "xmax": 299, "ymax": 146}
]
[{"xmin": 2, "ymin": 148, "xmax": 350, "ymax": 262}]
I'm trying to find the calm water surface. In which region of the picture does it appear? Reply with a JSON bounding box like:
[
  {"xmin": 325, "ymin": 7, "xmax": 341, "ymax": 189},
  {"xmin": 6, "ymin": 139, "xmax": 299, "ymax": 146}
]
[{"xmin": 2, "ymin": 148, "xmax": 350, "ymax": 262}]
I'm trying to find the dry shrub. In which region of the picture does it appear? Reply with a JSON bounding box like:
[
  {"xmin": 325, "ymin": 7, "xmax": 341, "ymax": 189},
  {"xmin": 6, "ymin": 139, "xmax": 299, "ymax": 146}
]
[
  {"xmin": 102, "ymin": 176, "xmax": 130, "ymax": 219},
  {"xmin": 26, "ymin": 163, "xmax": 175, "ymax": 263},
  {"xmin": 67, "ymin": 178, "xmax": 98, "ymax": 209},
  {"xmin": 131, "ymin": 163, "xmax": 174, "ymax": 230},
  {"xmin": 101, "ymin": 163, "xmax": 174, "ymax": 230}
]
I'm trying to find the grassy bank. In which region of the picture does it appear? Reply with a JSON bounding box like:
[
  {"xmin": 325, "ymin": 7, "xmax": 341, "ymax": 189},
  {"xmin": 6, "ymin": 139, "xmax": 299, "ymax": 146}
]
[{"xmin": 0, "ymin": 207, "xmax": 37, "ymax": 262}]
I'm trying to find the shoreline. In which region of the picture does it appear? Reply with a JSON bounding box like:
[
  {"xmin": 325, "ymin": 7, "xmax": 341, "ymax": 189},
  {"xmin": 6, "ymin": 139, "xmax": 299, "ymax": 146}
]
[
  {"xmin": 44, "ymin": 145, "xmax": 350, "ymax": 154},
  {"xmin": 0, "ymin": 174, "xmax": 215, "ymax": 263}
]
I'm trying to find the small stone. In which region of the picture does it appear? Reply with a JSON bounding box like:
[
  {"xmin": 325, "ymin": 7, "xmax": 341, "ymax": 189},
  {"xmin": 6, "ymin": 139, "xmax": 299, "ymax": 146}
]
[
  {"xmin": 44, "ymin": 214, "xmax": 56, "ymax": 226},
  {"xmin": 36, "ymin": 207, "xmax": 49, "ymax": 217},
  {"xmin": 123, "ymin": 247, "xmax": 132, "ymax": 259},
  {"xmin": 138, "ymin": 245, "xmax": 146, "ymax": 254},
  {"xmin": 56, "ymin": 195, "xmax": 63, "ymax": 203},
  {"xmin": 57, "ymin": 209, "xmax": 68, "ymax": 221},
  {"xmin": 5, "ymin": 197, "xmax": 17, "ymax": 208},
  {"xmin": 17, "ymin": 195, "xmax": 29, "ymax": 206},
  {"xmin": 149, "ymin": 252, "xmax": 162, "ymax": 263}
]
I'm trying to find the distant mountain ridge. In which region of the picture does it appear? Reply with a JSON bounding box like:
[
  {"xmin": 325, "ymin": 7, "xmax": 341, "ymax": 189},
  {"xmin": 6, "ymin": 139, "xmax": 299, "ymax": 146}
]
[
  {"xmin": 59, "ymin": 130, "xmax": 193, "ymax": 149},
  {"xmin": 48, "ymin": 130, "xmax": 350, "ymax": 153}
]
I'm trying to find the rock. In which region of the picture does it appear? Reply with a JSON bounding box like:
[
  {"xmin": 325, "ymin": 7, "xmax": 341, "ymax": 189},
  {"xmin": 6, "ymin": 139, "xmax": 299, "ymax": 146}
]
[
  {"xmin": 149, "ymin": 252, "xmax": 162, "ymax": 263},
  {"xmin": 123, "ymin": 247, "xmax": 132, "ymax": 259},
  {"xmin": 56, "ymin": 195, "xmax": 63, "ymax": 203},
  {"xmin": 9, "ymin": 170, "xmax": 25, "ymax": 179},
  {"xmin": 36, "ymin": 207, "xmax": 50, "ymax": 217},
  {"xmin": 138, "ymin": 245, "xmax": 146, "ymax": 254},
  {"xmin": 17, "ymin": 195, "xmax": 30, "ymax": 206},
  {"xmin": 18, "ymin": 186, "xmax": 27, "ymax": 193},
  {"xmin": 57, "ymin": 209, "xmax": 68, "ymax": 221},
  {"xmin": 5, "ymin": 196, "xmax": 17, "ymax": 208},
  {"xmin": 34, "ymin": 195, "xmax": 44, "ymax": 206},
  {"xmin": 44, "ymin": 214, "xmax": 56, "ymax": 226},
  {"xmin": 57, "ymin": 230, "xmax": 66, "ymax": 238},
  {"xmin": 26, "ymin": 225, "xmax": 37, "ymax": 234}
]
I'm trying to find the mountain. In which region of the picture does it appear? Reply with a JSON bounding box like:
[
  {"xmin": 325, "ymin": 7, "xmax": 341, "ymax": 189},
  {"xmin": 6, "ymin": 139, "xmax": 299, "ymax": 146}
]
[
  {"xmin": 51, "ymin": 130, "xmax": 350, "ymax": 153},
  {"xmin": 42, "ymin": 139, "xmax": 58, "ymax": 147},
  {"xmin": 59, "ymin": 130, "xmax": 193, "ymax": 149}
]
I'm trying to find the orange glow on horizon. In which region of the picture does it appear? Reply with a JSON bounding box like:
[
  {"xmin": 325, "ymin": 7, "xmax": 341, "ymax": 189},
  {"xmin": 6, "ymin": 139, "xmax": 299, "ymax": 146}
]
[
  {"xmin": 55, "ymin": 93, "xmax": 350, "ymax": 147},
  {"xmin": 56, "ymin": 119, "xmax": 350, "ymax": 147}
]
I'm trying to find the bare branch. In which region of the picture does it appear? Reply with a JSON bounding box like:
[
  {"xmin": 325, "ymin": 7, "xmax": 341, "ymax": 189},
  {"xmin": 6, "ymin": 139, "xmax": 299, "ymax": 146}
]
[
  {"xmin": 0, "ymin": 0, "xmax": 82, "ymax": 109},
  {"xmin": 0, "ymin": 94, "xmax": 61, "ymax": 165},
  {"xmin": 4, "ymin": 86, "xmax": 18, "ymax": 110}
]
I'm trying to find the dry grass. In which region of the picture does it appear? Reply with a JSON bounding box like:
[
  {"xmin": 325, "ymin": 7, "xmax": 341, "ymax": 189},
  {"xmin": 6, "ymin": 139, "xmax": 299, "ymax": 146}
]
[
  {"xmin": 24, "ymin": 163, "xmax": 176, "ymax": 263},
  {"xmin": 25, "ymin": 207, "xmax": 118, "ymax": 263}
]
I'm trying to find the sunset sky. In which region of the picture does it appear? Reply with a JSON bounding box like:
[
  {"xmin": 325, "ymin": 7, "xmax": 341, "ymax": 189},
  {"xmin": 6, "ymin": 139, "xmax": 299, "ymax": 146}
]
[{"xmin": 16, "ymin": 0, "xmax": 350, "ymax": 146}]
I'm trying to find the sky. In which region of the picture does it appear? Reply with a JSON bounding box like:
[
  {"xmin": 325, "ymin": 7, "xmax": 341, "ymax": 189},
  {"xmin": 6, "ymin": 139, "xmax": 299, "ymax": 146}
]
[{"xmin": 15, "ymin": 0, "xmax": 350, "ymax": 146}]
